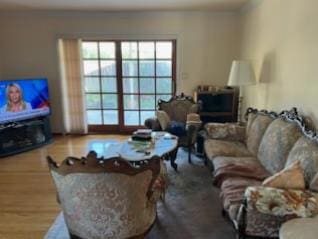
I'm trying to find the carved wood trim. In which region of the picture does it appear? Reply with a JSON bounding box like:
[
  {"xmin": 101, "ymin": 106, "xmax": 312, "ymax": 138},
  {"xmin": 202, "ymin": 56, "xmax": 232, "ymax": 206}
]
[
  {"xmin": 245, "ymin": 107, "xmax": 318, "ymax": 142},
  {"xmin": 158, "ymin": 93, "xmax": 202, "ymax": 112},
  {"xmin": 47, "ymin": 151, "xmax": 161, "ymax": 200}
]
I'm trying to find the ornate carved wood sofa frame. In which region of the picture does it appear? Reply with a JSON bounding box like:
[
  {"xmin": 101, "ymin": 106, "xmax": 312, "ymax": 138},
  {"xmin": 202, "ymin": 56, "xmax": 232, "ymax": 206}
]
[{"xmin": 204, "ymin": 107, "xmax": 318, "ymax": 238}]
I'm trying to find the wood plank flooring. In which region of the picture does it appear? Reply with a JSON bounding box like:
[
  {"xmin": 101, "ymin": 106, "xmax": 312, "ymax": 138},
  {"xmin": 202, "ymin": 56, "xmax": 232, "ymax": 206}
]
[{"xmin": 0, "ymin": 135, "xmax": 128, "ymax": 239}]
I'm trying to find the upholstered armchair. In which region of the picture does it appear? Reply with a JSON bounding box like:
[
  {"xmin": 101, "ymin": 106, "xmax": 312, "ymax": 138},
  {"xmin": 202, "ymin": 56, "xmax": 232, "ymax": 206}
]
[
  {"xmin": 145, "ymin": 93, "xmax": 202, "ymax": 166},
  {"xmin": 47, "ymin": 151, "xmax": 162, "ymax": 239}
]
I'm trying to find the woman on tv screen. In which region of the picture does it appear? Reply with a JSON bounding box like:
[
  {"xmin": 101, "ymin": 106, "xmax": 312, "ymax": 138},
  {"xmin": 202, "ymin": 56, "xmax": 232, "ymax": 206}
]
[{"xmin": 0, "ymin": 83, "xmax": 32, "ymax": 113}]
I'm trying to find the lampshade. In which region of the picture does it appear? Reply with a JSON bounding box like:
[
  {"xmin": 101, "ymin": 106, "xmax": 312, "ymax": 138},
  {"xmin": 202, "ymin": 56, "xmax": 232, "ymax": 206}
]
[{"xmin": 228, "ymin": 60, "xmax": 256, "ymax": 86}]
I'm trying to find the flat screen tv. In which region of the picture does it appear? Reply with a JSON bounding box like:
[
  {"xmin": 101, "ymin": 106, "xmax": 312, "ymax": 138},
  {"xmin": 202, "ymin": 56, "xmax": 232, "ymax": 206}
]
[{"xmin": 0, "ymin": 78, "xmax": 50, "ymax": 124}]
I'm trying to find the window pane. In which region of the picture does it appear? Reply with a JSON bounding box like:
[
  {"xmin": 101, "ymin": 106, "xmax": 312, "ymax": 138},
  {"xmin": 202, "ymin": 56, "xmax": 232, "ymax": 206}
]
[
  {"xmin": 100, "ymin": 60, "xmax": 116, "ymax": 76},
  {"xmin": 82, "ymin": 42, "xmax": 98, "ymax": 59},
  {"xmin": 140, "ymin": 95, "xmax": 155, "ymax": 110},
  {"xmin": 139, "ymin": 42, "xmax": 154, "ymax": 59},
  {"xmin": 156, "ymin": 60, "xmax": 172, "ymax": 76},
  {"xmin": 124, "ymin": 111, "xmax": 139, "ymax": 126},
  {"xmin": 140, "ymin": 78, "xmax": 155, "ymax": 93},
  {"xmin": 101, "ymin": 77, "xmax": 117, "ymax": 93},
  {"xmin": 156, "ymin": 42, "xmax": 172, "ymax": 59},
  {"xmin": 139, "ymin": 60, "xmax": 155, "ymax": 76},
  {"xmin": 156, "ymin": 94, "xmax": 172, "ymax": 103},
  {"xmin": 103, "ymin": 110, "xmax": 118, "ymax": 125},
  {"xmin": 123, "ymin": 78, "xmax": 138, "ymax": 93},
  {"xmin": 102, "ymin": 94, "xmax": 117, "ymax": 109},
  {"xmin": 99, "ymin": 42, "xmax": 115, "ymax": 59},
  {"xmin": 83, "ymin": 60, "xmax": 99, "ymax": 76},
  {"xmin": 85, "ymin": 77, "xmax": 100, "ymax": 92},
  {"xmin": 156, "ymin": 78, "xmax": 172, "ymax": 93},
  {"xmin": 87, "ymin": 110, "xmax": 102, "ymax": 125},
  {"xmin": 122, "ymin": 60, "xmax": 138, "ymax": 76},
  {"xmin": 124, "ymin": 95, "xmax": 139, "ymax": 109},
  {"xmin": 86, "ymin": 94, "xmax": 101, "ymax": 109},
  {"xmin": 140, "ymin": 111, "xmax": 155, "ymax": 125},
  {"xmin": 121, "ymin": 42, "xmax": 137, "ymax": 59}
]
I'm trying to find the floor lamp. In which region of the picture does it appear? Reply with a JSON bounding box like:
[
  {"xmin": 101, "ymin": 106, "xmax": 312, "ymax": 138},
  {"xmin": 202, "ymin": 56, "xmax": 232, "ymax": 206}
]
[{"xmin": 227, "ymin": 60, "xmax": 256, "ymax": 123}]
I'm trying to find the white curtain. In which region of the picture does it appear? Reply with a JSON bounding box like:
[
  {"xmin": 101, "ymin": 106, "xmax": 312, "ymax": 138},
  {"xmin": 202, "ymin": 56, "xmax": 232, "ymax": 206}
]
[{"xmin": 58, "ymin": 39, "xmax": 88, "ymax": 134}]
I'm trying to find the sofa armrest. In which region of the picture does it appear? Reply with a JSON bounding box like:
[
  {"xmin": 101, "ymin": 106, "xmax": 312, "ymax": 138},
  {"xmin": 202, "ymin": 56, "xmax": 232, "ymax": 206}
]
[
  {"xmin": 144, "ymin": 117, "xmax": 162, "ymax": 131},
  {"xmin": 242, "ymin": 186, "xmax": 317, "ymax": 218},
  {"xmin": 204, "ymin": 123, "xmax": 246, "ymax": 142}
]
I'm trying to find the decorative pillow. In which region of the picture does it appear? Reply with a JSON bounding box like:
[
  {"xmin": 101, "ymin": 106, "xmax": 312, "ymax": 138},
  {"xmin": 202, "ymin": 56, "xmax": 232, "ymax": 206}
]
[
  {"xmin": 156, "ymin": 110, "xmax": 171, "ymax": 130},
  {"xmin": 262, "ymin": 160, "xmax": 305, "ymax": 190},
  {"xmin": 310, "ymin": 173, "xmax": 318, "ymax": 192}
]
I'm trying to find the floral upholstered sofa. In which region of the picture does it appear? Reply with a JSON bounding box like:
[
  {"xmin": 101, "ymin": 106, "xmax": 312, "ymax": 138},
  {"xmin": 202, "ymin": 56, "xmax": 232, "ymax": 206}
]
[{"xmin": 204, "ymin": 108, "xmax": 318, "ymax": 238}]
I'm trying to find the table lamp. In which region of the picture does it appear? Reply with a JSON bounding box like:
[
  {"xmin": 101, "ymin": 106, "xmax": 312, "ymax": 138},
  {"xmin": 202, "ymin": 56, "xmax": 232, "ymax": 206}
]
[{"xmin": 228, "ymin": 60, "xmax": 256, "ymax": 122}]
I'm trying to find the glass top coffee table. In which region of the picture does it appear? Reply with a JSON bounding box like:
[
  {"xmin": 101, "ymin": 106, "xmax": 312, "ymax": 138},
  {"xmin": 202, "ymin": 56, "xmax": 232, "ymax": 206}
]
[{"xmin": 89, "ymin": 132, "xmax": 179, "ymax": 170}]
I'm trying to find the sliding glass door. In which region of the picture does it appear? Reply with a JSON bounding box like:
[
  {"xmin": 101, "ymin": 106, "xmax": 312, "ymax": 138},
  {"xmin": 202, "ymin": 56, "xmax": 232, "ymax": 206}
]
[{"xmin": 82, "ymin": 40, "xmax": 176, "ymax": 132}]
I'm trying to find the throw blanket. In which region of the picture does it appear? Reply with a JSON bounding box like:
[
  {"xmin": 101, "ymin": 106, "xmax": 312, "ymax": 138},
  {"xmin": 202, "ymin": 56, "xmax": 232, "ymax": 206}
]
[{"xmin": 213, "ymin": 163, "xmax": 271, "ymax": 188}]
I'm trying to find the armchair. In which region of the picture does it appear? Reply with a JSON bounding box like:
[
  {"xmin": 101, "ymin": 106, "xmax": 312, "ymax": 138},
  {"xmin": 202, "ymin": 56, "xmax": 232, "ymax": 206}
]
[
  {"xmin": 145, "ymin": 93, "xmax": 202, "ymax": 169},
  {"xmin": 47, "ymin": 151, "xmax": 161, "ymax": 239}
]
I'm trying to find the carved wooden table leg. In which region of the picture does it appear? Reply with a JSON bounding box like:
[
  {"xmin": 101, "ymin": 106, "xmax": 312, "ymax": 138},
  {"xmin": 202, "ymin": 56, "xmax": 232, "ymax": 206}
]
[{"xmin": 169, "ymin": 147, "xmax": 178, "ymax": 171}]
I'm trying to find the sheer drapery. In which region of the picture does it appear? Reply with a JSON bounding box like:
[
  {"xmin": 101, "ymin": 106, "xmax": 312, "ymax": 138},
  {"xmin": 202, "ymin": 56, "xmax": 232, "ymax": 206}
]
[{"xmin": 59, "ymin": 39, "xmax": 87, "ymax": 134}]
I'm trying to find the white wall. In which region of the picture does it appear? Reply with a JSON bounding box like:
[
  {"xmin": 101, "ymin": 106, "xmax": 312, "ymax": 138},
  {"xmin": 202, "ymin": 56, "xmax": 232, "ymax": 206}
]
[
  {"xmin": 240, "ymin": 0, "xmax": 318, "ymax": 124},
  {"xmin": 0, "ymin": 11, "xmax": 240, "ymax": 132}
]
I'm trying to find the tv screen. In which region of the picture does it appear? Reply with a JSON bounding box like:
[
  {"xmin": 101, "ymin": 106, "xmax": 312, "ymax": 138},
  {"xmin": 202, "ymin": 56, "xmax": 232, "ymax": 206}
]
[{"xmin": 0, "ymin": 78, "xmax": 50, "ymax": 124}]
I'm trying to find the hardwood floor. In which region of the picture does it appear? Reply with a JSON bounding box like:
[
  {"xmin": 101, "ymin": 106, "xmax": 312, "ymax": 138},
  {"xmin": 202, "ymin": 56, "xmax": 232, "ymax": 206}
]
[{"xmin": 0, "ymin": 134, "xmax": 128, "ymax": 239}]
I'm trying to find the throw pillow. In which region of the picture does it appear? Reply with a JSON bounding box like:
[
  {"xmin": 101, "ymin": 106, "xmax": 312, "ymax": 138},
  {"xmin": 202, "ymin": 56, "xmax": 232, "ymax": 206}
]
[
  {"xmin": 156, "ymin": 110, "xmax": 171, "ymax": 130},
  {"xmin": 310, "ymin": 173, "xmax": 318, "ymax": 192},
  {"xmin": 262, "ymin": 160, "xmax": 305, "ymax": 190}
]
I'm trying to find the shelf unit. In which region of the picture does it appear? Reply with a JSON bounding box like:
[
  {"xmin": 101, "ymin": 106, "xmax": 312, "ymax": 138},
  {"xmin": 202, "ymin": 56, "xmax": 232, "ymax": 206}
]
[{"xmin": 0, "ymin": 116, "xmax": 53, "ymax": 157}]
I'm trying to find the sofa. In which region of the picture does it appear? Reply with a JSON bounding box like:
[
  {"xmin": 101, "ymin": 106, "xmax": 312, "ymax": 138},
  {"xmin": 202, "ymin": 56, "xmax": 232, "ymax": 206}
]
[{"xmin": 204, "ymin": 107, "xmax": 318, "ymax": 238}]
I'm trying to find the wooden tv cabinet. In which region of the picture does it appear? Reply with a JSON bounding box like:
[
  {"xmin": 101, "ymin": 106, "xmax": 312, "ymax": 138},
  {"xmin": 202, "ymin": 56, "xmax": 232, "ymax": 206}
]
[
  {"xmin": 0, "ymin": 116, "xmax": 53, "ymax": 157},
  {"xmin": 194, "ymin": 88, "xmax": 239, "ymax": 124}
]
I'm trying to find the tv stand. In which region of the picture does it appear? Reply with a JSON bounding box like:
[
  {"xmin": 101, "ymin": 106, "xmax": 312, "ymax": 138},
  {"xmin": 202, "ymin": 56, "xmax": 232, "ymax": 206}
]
[{"xmin": 0, "ymin": 116, "xmax": 53, "ymax": 157}]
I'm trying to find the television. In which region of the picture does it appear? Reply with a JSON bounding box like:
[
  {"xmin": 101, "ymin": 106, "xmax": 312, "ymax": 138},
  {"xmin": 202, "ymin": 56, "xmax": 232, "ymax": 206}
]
[
  {"xmin": 198, "ymin": 92, "xmax": 234, "ymax": 112},
  {"xmin": 0, "ymin": 78, "xmax": 50, "ymax": 124}
]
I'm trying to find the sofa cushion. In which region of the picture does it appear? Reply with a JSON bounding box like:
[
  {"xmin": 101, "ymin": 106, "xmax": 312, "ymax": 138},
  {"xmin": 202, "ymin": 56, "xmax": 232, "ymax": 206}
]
[
  {"xmin": 213, "ymin": 160, "xmax": 270, "ymax": 187},
  {"xmin": 204, "ymin": 139, "xmax": 251, "ymax": 161},
  {"xmin": 285, "ymin": 136, "xmax": 318, "ymax": 187},
  {"xmin": 258, "ymin": 118, "xmax": 302, "ymax": 174},
  {"xmin": 213, "ymin": 156, "xmax": 259, "ymax": 172},
  {"xmin": 246, "ymin": 114, "xmax": 274, "ymax": 156},
  {"xmin": 221, "ymin": 177, "xmax": 263, "ymax": 221},
  {"xmin": 262, "ymin": 160, "xmax": 305, "ymax": 190}
]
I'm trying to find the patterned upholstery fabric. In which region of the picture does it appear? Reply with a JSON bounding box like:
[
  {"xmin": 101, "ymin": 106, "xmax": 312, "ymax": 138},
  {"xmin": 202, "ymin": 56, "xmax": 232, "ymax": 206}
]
[
  {"xmin": 204, "ymin": 123, "xmax": 245, "ymax": 142},
  {"xmin": 51, "ymin": 171, "xmax": 156, "ymax": 239},
  {"xmin": 204, "ymin": 139, "xmax": 252, "ymax": 161},
  {"xmin": 213, "ymin": 156, "xmax": 259, "ymax": 172},
  {"xmin": 221, "ymin": 177, "xmax": 262, "ymax": 221},
  {"xmin": 48, "ymin": 153, "xmax": 161, "ymax": 239},
  {"xmin": 237, "ymin": 186, "xmax": 318, "ymax": 238},
  {"xmin": 159, "ymin": 99, "xmax": 199, "ymax": 123},
  {"xmin": 245, "ymin": 112, "xmax": 257, "ymax": 137},
  {"xmin": 258, "ymin": 118, "xmax": 302, "ymax": 174},
  {"xmin": 246, "ymin": 114, "xmax": 274, "ymax": 156},
  {"xmin": 285, "ymin": 136, "xmax": 318, "ymax": 187}
]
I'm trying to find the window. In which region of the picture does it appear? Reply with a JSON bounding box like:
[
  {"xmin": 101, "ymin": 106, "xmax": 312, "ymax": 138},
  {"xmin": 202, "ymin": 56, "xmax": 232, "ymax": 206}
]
[{"xmin": 82, "ymin": 40, "xmax": 176, "ymax": 131}]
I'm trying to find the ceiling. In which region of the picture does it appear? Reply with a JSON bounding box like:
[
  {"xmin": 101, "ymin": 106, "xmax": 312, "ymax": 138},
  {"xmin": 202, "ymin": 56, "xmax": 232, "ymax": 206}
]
[{"xmin": 0, "ymin": 0, "xmax": 250, "ymax": 12}]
